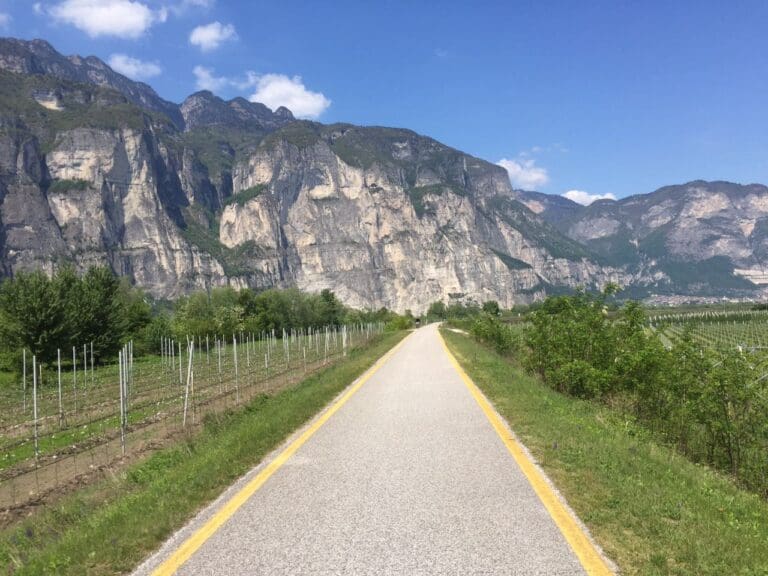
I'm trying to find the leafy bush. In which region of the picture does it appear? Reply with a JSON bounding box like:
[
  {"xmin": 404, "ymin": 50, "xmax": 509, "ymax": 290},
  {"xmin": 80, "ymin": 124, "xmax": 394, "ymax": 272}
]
[
  {"xmin": 517, "ymin": 287, "xmax": 768, "ymax": 495},
  {"xmin": 48, "ymin": 179, "xmax": 90, "ymax": 193},
  {"xmin": 470, "ymin": 314, "xmax": 520, "ymax": 356},
  {"xmin": 223, "ymin": 184, "xmax": 266, "ymax": 207}
]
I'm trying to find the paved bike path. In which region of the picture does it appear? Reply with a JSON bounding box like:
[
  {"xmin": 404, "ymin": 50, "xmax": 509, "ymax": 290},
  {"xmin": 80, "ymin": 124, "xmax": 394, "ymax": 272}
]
[{"xmin": 135, "ymin": 324, "xmax": 607, "ymax": 575}]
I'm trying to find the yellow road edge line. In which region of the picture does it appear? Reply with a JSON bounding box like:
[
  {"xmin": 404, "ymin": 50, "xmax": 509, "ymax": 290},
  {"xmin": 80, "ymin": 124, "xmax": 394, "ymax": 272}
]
[
  {"xmin": 438, "ymin": 331, "xmax": 614, "ymax": 576},
  {"xmin": 151, "ymin": 333, "xmax": 411, "ymax": 576}
]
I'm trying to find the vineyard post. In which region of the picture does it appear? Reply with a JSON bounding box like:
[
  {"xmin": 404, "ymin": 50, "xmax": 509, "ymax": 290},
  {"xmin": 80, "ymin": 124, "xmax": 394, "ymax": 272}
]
[
  {"xmin": 234, "ymin": 335, "xmax": 239, "ymax": 404},
  {"xmin": 83, "ymin": 344, "xmax": 88, "ymax": 396},
  {"xmin": 118, "ymin": 349, "xmax": 125, "ymax": 456},
  {"xmin": 217, "ymin": 339, "xmax": 223, "ymax": 394},
  {"xmin": 246, "ymin": 333, "xmax": 251, "ymax": 380},
  {"xmin": 90, "ymin": 341, "xmax": 94, "ymax": 389},
  {"xmin": 32, "ymin": 355, "xmax": 39, "ymax": 459},
  {"xmin": 178, "ymin": 341, "xmax": 183, "ymax": 386},
  {"xmin": 182, "ymin": 341, "xmax": 194, "ymax": 429},
  {"xmin": 57, "ymin": 348, "xmax": 63, "ymax": 428},
  {"xmin": 22, "ymin": 348, "xmax": 27, "ymax": 412},
  {"xmin": 72, "ymin": 346, "xmax": 77, "ymax": 413},
  {"xmin": 130, "ymin": 340, "xmax": 134, "ymax": 400}
]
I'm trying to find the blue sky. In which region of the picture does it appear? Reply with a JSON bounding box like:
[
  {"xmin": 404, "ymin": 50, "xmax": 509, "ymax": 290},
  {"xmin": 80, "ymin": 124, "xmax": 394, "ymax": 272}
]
[{"xmin": 1, "ymin": 0, "xmax": 766, "ymax": 202}]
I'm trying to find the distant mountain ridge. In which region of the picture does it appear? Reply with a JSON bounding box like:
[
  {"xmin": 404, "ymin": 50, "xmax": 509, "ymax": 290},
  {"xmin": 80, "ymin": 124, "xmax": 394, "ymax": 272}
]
[
  {"xmin": 517, "ymin": 181, "xmax": 768, "ymax": 296},
  {"xmin": 0, "ymin": 36, "xmax": 764, "ymax": 309}
]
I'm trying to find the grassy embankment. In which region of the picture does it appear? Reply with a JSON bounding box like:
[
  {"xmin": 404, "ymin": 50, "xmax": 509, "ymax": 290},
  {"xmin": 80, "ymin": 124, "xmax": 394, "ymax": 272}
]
[
  {"xmin": 0, "ymin": 330, "xmax": 407, "ymax": 575},
  {"xmin": 441, "ymin": 328, "xmax": 768, "ymax": 576}
]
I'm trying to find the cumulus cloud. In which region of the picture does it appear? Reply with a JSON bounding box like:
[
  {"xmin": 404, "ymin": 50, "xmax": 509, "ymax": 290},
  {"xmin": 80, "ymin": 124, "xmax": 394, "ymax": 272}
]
[
  {"xmin": 192, "ymin": 67, "xmax": 331, "ymax": 119},
  {"xmin": 46, "ymin": 0, "xmax": 165, "ymax": 38},
  {"xmin": 498, "ymin": 157, "xmax": 549, "ymax": 190},
  {"xmin": 249, "ymin": 74, "xmax": 330, "ymax": 118},
  {"xmin": 562, "ymin": 189, "xmax": 617, "ymax": 205},
  {"xmin": 189, "ymin": 21, "xmax": 237, "ymax": 51},
  {"xmin": 108, "ymin": 54, "xmax": 161, "ymax": 80},
  {"xmin": 192, "ymin": 65, "xmax": 229, "ymax": 91}
]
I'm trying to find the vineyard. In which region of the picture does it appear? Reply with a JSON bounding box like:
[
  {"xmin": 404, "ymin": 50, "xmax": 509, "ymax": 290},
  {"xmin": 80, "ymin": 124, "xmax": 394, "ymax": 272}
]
[
  {"xmin": 652, "ymin": 308, "xmax": 768, "ymax": 351},
  {"xmin": 0, "ymin": 324, "xmax": 383, "ymax": 511}
]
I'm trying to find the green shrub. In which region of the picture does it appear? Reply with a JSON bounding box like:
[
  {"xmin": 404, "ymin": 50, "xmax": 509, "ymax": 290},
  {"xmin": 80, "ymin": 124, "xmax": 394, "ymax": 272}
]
[
  {"xmin": 48, "ymin": 179, "xmax": 90, "ymax": 193},
  {"xmin": 516, "ymin": 287, "xmax": 768, "ymax": 496}
]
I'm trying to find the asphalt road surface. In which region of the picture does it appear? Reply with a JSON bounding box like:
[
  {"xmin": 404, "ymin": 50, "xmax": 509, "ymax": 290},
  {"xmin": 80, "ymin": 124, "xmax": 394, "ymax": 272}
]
[{"xmin": 135, "ymin": 324, "xmax": 610, "ymax": 575}]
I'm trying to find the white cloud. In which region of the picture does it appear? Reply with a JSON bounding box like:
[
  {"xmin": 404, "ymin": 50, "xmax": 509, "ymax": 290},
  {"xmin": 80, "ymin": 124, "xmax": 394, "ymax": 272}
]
[
  {"xmin": 189, "ymin": 21, "xmax": 237, "ymax": 51},
  {"xmin": 498, "ymin": 157, "xmax": 549, "ymax": 190},
  {"xmin": 47, "ymin": 0, "xmax": 164, "ymax": 38},
  {"xmin": 0, "ymin": 12, "xmax": 10, "ymax": 28},
  {"xmin": 191, "ymin": 67, "xmax": 331, "ymax": 119},
  {"xmin": 108, "ymin": 53, "xmax": 161, "ymax": 80},
  {"xmin": 563, "ymin": 189, "xmax": 617, "ymax": 206},
  {"xmin": 192, "ymin": 65, "xmax": 229, "ymax": 91},
  {"xmin": 249, "ymin": 74, "xmax": 330, "ymax": 118},
  {"xmin": 233, "ymin": 71, "xmax": 259, "ymax": 91}
]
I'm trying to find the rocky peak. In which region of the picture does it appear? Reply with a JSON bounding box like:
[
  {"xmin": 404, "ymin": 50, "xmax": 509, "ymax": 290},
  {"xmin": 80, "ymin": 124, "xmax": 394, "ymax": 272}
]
[
  {"xmin": 181, "ymin": 91, "xmax": 294, "ymax": 132},
  {"xmin": 0, "ymin": 37, "xmax": 184, "ymax": 128},
  {"xmin": 274, "ymin": 106, "xmax": 294, "ymax": 119}
]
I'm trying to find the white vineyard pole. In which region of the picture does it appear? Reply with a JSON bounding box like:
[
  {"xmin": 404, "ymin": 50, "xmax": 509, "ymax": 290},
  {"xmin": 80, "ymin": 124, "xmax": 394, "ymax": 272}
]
[
  {"xmin": 183, "ymin": 341, "xmax": 194, "ymax": 429},
  {"xmin": 22, "ymin": 348, "xmax": 26, "ymax": 412},
  {"xmin": 72, "ymin": 346, "xmax": 77, "ymax": 413},
  {"xmin": 118, "ymin": 349, "xmax": 125, "ymax": 456},
  {"xmin": 57, "ymin": 348, "xmax": 63, "ymax": 428},
  {"xmin": 32, "ymin": 355, "xmax": 39, "ymax": 459},
  {"xmin": 234, "ymin": 335, "xmax": 239, "ymax": 404}
]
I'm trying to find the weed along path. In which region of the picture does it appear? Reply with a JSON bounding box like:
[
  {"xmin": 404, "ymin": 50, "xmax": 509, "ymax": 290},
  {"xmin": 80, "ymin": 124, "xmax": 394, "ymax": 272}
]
[{"xmin": 135, "ymin": 324, "xmax": 613, "ymax": 575}]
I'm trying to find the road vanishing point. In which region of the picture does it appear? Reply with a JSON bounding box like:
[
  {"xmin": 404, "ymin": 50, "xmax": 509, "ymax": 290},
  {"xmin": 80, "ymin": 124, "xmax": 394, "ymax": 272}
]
[{"xmin": 134, "ymin": 324, "xmax": 614, "ymax": 576}]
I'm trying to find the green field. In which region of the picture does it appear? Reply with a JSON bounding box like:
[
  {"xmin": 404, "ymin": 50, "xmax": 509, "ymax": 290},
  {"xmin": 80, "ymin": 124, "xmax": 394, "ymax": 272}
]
[
  {"xmin": 652, "ymin": 309, "xmax": 768, "ymax": 351},
  {"xmin": 0, "ymin": 325, "xmax": 381, "ymax": 509}
]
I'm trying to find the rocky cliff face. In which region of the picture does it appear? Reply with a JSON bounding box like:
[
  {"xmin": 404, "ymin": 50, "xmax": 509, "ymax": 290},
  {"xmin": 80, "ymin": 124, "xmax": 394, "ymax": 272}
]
[
  {"xmin": 0, "ymin": 37, "xmax": 758, "ymax": 310},
  {"xmin": 0, "ymin": 38, "xmax": 184, "ymax": 128},
  {"xmin": 519, "ymin": 181, "xmax": 768, "ymax": 296}
]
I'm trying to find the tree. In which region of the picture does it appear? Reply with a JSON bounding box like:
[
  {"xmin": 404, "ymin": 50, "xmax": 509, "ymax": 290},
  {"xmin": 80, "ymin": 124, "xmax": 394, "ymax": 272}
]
[
  {"xmin": 482, "ymin": 300, "xmax": 500, "ymax": 316},
  {"xmin": 77, "ymin": 267, "xmax": 126, "ymax": 360},
  {"xmin": 427, "ymin": 301, "xmax": 447, "ymax": 320},
  {"xmin": 317, "ymin": 289, "xmax": 344, "ymax": 326},
  {"xmin": 116, "ymin": 278, "xmax": 152, "ymax": 341},
  {"xmin": 0, "ymin": 270, "xmax": 65, "ymax": 362}
]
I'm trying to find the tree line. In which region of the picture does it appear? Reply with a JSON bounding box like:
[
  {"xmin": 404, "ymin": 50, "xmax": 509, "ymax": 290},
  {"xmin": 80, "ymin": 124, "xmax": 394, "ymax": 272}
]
[
  {"xmin": 0, "ymin": 267, "xmax": 148, "ymax": 365},
  {"xmin": 0, "ymin": 267, "xmax": 413, "ymax": 369}
]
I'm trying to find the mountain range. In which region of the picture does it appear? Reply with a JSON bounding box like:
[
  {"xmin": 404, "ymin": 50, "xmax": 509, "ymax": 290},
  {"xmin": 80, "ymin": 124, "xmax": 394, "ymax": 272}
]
[{"xmin": 0, "ymin": 37, "xmax": 765, "ymax": 311}]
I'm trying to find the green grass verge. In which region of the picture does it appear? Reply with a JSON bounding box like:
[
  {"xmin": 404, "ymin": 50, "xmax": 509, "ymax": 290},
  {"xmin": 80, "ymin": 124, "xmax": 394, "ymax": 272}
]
[
  {"xmin": 0, "ymin": 331, "xmax": 407, "ymax": 575},
  {"xmin": 441, "ymin": 329, "xmax": 768, "ymax": 576}
]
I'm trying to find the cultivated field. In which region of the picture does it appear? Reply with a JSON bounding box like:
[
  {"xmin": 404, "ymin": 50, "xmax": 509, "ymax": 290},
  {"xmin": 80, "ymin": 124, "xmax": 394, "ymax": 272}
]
[{"xmin": 0, "ymin": 324, "xmax": 382, "ymax": 512}]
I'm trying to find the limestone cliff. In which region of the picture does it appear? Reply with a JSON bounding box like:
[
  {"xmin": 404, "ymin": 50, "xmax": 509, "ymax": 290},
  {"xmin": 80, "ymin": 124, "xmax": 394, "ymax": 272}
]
[
  {"xmin": 1, "ymin": 37, "xmax": 755, "ymax": 311},
  {"xmin": 519, "ymin": 181, "xmax": 768, "ymax": 296}
]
